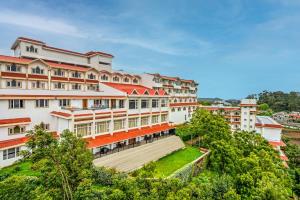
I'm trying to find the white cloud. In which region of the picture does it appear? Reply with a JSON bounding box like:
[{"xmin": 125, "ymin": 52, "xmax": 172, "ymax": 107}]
[{"xmin": 0, "ymin": 10, "xmax": 84, "ymax": 37}]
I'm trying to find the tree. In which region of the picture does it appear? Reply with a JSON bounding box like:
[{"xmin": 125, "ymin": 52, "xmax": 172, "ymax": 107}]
[{"xmin": 25, "ymin": 126, "xmax": 93, "ymax": 200}]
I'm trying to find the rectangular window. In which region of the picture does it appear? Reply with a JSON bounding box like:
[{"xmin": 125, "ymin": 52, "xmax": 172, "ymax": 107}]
[
  {"xmin": 128, "ymin": 118, "xmax": 138, "ymax": 128},
  {"xmin": 114, "ymin": 119, "xmax": 125, "ymax": 131},
  {"xmin": 87, "ymin": 84, "xmax": 99, "ymax": 91},
  {"xmin": 6, "ymin": 80, "xmax": 22, "ymax": 88},
  {"xmin": 141, "ymin": 116, "xmax": 149, "ymax": 126},
  {"xmin": 111, "ymin": 99, "xmax": 117, "ymax": 109},
  {"xmin": 54, "ymin": 69, "xmax": 65, "ymax": 76},
  {"xmin": 96, "ymin": 121, "xmax": 110, "ymax": 134},
  {"xmin": 32, "ymin": 81, "xmax": 45, "ymax": 89},
  {"xmin": 94, "ymin": 99, "xmax": 109, "ymax": 108},
  {"xmin": 35, "ymin": 99, "xmax": 49, "ymax": 108},
  {"xmin": 59, "ymin": 99, "xmax": 70, "ymax": 107},
  {"xmin": 129, "ymin": 100, "xmax": 138, "ymax": 109},
  {"xmin": 71, "ymin": 84, "xmax": 81, "ymax": 90},
  {"xmin": 161, "ymin": 114, "xmax": 168, "ymax": 122},
  {"xmin": 161, "ymin": 99, "xmax": 167, "ymax": 107},
  {"xmin": 151, "ymin": 115, "xmax": 159, "ymax": 124},
  {"xmin": 74, "ymin": 123, "xmax": 91, "ymax": 137},
  {"xmin": 141, "ymin": 99, "xmax": 149, "ymax": 109},
  {"xmin": 72, "ymin": 72, "xmax": 81, "ymax": 78},
  {"xmin": 40, "ymin": 123, "xmax": 50, "ymax": 130},
  {"xmin": 54, "ymin": 82, "xmax": 65, "ymax": 89},
  {"xmin": 152, "ymin": 99, "xmax": 159, "ymax": 108},
  {"xmin": 6, "ymin": 64, "xmax": 21, "ymax": 72},
  {"xmin": 3, "ymin": 147, "xmax": 20, "ymax": 160},
  {"xmin": 8, "ymin": 100, "xmax": 24, "ymax": 109},
  {"xmin": 119, "ymin": 100, "xmax": 125, "ymax": 108}
]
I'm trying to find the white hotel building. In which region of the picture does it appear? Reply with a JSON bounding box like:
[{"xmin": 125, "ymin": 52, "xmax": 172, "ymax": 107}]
[{"xmin": 0, "ymin": 37, "xmax": 199, "ymax": 168}]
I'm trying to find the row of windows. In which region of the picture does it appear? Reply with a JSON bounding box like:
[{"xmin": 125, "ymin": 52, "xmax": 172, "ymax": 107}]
[
  {"xmin": 4, "ymin": 65, "xmax": 140, "ymax": 84},
  {"xmin": 171, "ymin": 106, "xmax": 197, "ymax": 112},
  {"xmin": 7, "ymin": 99, "xmax": 167, "ymax": 109},
  {"xmin": 129, "ymin": 99, "xmax": 167, "ymax": 109},
  {"xmin": 74, "ymin": 115, "xmax": 167, "ymax": 137}
]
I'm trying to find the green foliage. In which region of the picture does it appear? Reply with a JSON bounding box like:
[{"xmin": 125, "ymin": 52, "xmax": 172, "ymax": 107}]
[{"xmin": 248, "ymin": 90, "xmax": 300, "ymax": 112}]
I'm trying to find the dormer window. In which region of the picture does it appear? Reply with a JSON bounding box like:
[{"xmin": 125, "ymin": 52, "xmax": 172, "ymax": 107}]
[
  {"xmin": 88, "ymin": 73, "xmax": 96, "ymax": 80},
  {"xmin": 113, "ymin": 76, "xmax": 120, "ymax": 82},
  {"xmin": 32, "ymin": 66, "xmax": 44, "ymax": 74},
  {"xmin": 6, "ymin": 64, "xmax": 21, "ymax": 72},
  {"xmin": 101, "ymin": 74, "xmax": 109, "ymax": 81},
  {"xmin": 123, "ymin": 77, "xmax": 129, "ymax": 83},
  {"xmin": 72, "ymin": 71, "xmax": 81, "ymax": 78},
  {"xmin": 54, "ymin": 69, "xmax": 64, "ymax": 76},
  {"xmin": 133, "ymin": 78, "xmax": 138, "ymax": 84},
  {"xmin": 26, "ymin": 45, "xmax": 38, "ymax": 53},
  {"xmin": 8, "ymin": 125, "xmax": 25, "ymax": 135}
]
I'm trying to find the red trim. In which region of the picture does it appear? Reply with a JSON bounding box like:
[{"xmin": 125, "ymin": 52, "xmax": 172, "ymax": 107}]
[
  {"xmin": 240, "ymin": 104, "xmax": 257, "ymax": 107},
  {"xmin": 69, "ymin": 78, "xmax": 85, "ymax": 83},
  {"xmin": 28, "ymin": 74, "xmax": 48, "ymax": 80},
  {"xmin": 74, "ymin": 113, "xmax": 92, "ymax": 117},
  {"xmin": 1, "ymin": 72, "xmax": 27, "ymax": 78},
  {"xmin": 51, "ymin": 76, "xmax": 69, "ymax": 81},
  {"xmin": 170, "ymin": 102, "xmax": 199, "ymax": 107},
  {"xmin": 0, "ymin": 117, "xmax": 31, "ymax": 126},
  {"xmin": 255, "ymin": 123, "xmax": 282, "ymax": 129},
  {"xmin": 50, "ymin": 111, "xmax": 72, "ymax": 118},
  {"xmin": 86, "ymin": 123, "xmax": 172, "ymax": 148},
  {"xmin": 86, "ymin": 79, "xmax": 99, "ymax": 84}
]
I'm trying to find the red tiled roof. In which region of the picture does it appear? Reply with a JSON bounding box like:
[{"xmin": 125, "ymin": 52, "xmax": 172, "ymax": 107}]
[
  {"xmin": 269, "ymin": 140, "xmax": 286, "ymax": 147},
  {"xmin": 103, "ymin": 82, "xmax": 167, "ymax": 96},
  {"xmin": 0, "ymin": 117, "xmax": 31, "ymax": 126},
  {"xmin": 0, "ymin": 137, "xmax": 28, "ymax": 149},
  {"xmin": 0, "ymin": 132, "xmax": 58, "ymax": 149},
  {"xmin": 86, "ymin": 123, "xmax": 172, "ymax": 148},
  {"xmin": 50, "ymin": 111, "xmax": 72, "ymax": 118},
  {"xmin": 280, "ymin": 154, "xmax": 289, "ymax": 161}
]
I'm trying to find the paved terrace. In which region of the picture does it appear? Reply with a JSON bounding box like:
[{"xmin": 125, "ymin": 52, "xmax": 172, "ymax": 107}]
[{"xmin": 93, "ymin": 135, "xmax": 185, "ymax": 172}]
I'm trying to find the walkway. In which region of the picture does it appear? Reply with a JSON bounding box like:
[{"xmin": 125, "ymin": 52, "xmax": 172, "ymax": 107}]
[{"xmin": 93, "ymin": 135, "xmax": 185, "ymax": 172}]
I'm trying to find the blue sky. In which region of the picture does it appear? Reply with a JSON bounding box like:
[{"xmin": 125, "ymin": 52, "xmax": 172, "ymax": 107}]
[{"xmin": 0, "ymin": 0, "xmax": 300, "ymax": 99}]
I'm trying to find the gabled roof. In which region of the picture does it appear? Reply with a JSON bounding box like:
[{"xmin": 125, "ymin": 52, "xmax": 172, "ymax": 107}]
[{"xmin": 102, "ymin": 82, "xmax": 167, "ymax": 96}]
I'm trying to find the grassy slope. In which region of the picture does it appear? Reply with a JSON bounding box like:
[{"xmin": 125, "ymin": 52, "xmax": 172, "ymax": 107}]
[
  {"xmin": 0, "ymin": 161, "xmax": 39, "ymax": 177},
  {"xmin": 154, "ymin": 146, "xmax": 202, "ymax": 178}
]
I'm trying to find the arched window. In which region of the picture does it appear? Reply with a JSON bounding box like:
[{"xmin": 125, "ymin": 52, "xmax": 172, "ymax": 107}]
[
  {"xmin": 30, "ymin": 45, "xmax": 34, "ymax": 52},
  {"xmin": 123, "ymin": 77, "xmax": 129, "ymax": 83},
  {"xmin": 32, "ymin": 66, "xmax": 44, "ymax": 74},
  {"xmin": 88, "ymin": 73, "xmax": 96, "ymax": 79},
  {"xmin": 101, "ymin": 74, "xmax": 108, "ymax": 81},
  {"xmin": 133, "ymin": 78, "xmax": 138, "ymax": 84},
  {"xmin": 113, "ymin": 76, "xmax": 120, "ymax": 82}
]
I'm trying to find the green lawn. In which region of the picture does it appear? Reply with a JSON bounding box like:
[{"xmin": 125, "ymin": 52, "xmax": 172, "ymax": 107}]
[
  {"xmin": 153, "ymin": 146, "xmax": 203, "ymax": 178},
  {"xmin": 0, "ymin": 161, "xmax": 39, "ymax": 177}
]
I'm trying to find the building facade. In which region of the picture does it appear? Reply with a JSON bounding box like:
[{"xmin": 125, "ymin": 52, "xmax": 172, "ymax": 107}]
[
  {"xmin": 141, "ymin": 73, "xmax": 198, "ymax": 125},
  {"xmin": 0, "ymin": 37, "xmax": 199, "ymax": 168}
]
